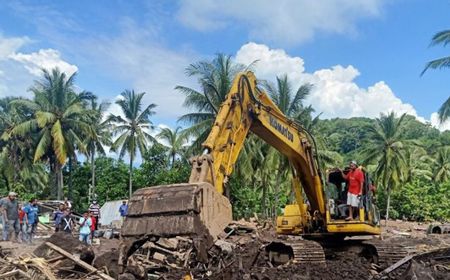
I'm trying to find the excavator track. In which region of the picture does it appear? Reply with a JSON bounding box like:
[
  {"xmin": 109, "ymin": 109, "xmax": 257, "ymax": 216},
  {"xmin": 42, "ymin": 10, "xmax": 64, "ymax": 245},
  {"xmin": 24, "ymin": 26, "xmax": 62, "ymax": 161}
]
[
  {"xmin": 363, "ymin": 239, "xmax": 412, "ymax": 269},
  {"xmin": 266, "ymin": 238, "xmax": 326, "ymax": 265},
  {"xmin": 289, "ymin": 239, "xmax": 326, "ymax": 264}
]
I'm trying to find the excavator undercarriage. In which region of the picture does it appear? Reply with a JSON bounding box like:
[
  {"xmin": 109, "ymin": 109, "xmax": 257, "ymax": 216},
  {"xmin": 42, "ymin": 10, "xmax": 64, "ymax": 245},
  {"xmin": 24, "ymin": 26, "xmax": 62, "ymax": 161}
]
[{"xmin": 265, "ymin": 237, "xmax": 411, "ymax": 270}]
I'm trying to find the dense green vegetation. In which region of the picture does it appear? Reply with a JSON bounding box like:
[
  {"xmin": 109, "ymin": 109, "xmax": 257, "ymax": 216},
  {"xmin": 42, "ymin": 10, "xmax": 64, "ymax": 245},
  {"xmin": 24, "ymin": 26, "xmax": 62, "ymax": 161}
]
[{"xmin": 0, "ymin": 55, "xmax": 449, "ymax": 222}]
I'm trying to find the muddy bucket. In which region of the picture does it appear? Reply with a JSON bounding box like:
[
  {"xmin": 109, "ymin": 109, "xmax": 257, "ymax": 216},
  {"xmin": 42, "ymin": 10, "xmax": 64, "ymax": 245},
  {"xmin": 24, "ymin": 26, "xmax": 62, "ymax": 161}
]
[{"xmin": 121, "ymin": 182, "xmax": 232, "ymax": 240}]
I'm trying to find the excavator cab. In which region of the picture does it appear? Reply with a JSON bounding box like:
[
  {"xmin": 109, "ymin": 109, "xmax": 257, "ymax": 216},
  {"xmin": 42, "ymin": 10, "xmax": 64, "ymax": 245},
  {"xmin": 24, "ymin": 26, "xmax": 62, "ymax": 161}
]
[
  {"xmin": 323, "ymin": 168, "xmax": 381, "ymax": 235},
  {"xmin": 276, "ymin": 168, "xmax": 381, "ymax": 238}
]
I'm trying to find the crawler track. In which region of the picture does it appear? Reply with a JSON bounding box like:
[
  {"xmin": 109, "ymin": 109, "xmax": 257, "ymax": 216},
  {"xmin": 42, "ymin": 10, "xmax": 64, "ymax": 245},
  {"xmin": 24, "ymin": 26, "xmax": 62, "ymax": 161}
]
[
  {"xmin": 363, "ymin": 239, "xmax": 411, "ymax": 268},
  {"xmin": 289, "ymin": 239, "xmax": 326, "ymax": 264},
  {"xmin": 266, "ymin": 238, "xmax": 326, "ymax": 265}
]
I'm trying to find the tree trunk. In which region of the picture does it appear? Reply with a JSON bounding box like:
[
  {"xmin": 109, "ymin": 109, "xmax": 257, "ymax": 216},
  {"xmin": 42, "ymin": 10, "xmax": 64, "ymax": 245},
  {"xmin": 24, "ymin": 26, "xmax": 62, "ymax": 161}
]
[
  {"xmin": 385, "ymin": 187, "xmax": 391, "ymax": 227},
  {"xmin": 91, "ymin": 150, "xmax": 96, "ymax": 201},
  {"xmin": 172, "ymin": 153, "xmax": 176, "ymax": 169},
  {"xmin": 129, "ymin": 155, "xmax": 133, "ymax": 199},
  {"xmin": 68, "ymin": 157, "xmax": 73, "ymax": 200},
  {"xmin": 261, "ymin": 177, "xmax": 267, "ymax": 219},
  {"xmin": 56, "ymin": 163, "xmax": 64, "ymax": 200},
  {"xmin": 274, "ymin": 167, "xmax": 282, "ymax": 219}
]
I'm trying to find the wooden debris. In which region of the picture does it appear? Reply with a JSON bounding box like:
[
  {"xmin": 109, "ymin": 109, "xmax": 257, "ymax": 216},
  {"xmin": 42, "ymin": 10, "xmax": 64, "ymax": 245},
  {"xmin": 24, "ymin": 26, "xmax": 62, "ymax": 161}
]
[
  {"xmin": 0, "ymin": 269, "xmax": 31, "ymax": 279},
  {"xmin": 0, "ymin": 252, "xmax": 57, "ymax": 280},
  {"xmin": 44, "ymin": 242, "xmax": 114, "ymax": 280},
  {"xmin": 390, "ymin": 229, "xmax": 412, "ymax": 236}
]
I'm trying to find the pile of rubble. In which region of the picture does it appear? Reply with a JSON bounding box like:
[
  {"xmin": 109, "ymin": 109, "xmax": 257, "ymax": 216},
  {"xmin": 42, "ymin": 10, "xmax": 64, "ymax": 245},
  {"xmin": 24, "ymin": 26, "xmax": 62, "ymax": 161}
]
[
  {"xmin": 0, "ymin": 248, "xmax": 55, "ymax": 280},
  {"xmin": 119, "ymin": 218, "xmax": 450, "ymax": 280},
  {"xmin": 372, "ymin": 246, "xmax": 450, "ymax": 280},
  {"xmin": 1, "ymin": 218, "xmax": 449, "ymax": 280},
  {"xmin": 122, "ymin": 219, "xmax": 266, "ymax": 279},
  {"xmin": 0, "ymin": 232, "xmax": 115, "ymax": 280}
]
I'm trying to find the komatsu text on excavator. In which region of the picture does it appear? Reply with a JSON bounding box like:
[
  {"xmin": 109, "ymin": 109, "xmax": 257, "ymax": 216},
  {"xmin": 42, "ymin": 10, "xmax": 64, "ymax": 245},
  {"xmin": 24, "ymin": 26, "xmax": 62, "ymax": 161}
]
[{"xmin": 119, "ymin": 72, "xmax": 404, "ymax": 268}]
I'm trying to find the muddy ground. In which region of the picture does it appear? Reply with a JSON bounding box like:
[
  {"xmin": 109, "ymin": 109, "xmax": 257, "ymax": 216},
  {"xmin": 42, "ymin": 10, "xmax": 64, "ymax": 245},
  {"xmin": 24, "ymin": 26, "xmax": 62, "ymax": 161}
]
[
  {"xmin": 135, "ymin": 220, "xmax": 450, "ymax": 280},
  {"xmin": 1, "ymin": 220, "xmax": 449, "ymax": 280}
]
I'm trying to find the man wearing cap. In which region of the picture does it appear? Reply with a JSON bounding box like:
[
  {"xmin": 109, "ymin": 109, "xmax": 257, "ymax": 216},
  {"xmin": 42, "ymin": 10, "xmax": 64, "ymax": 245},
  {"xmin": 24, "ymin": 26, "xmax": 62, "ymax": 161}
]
[
  {"xmin": 0, "ymin": 192, "xmax": 20, "ymax": 241},
  {"xmin": 341, "ymin": 161, "xmax": 364, "ymax": 221}
]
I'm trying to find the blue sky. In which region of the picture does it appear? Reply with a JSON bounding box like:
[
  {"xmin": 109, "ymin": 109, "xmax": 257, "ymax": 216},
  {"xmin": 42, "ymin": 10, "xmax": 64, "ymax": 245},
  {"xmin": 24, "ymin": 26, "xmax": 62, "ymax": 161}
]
[{"xmin": 0, "ymin": 0, "xmax": 449, "ymax": 131}]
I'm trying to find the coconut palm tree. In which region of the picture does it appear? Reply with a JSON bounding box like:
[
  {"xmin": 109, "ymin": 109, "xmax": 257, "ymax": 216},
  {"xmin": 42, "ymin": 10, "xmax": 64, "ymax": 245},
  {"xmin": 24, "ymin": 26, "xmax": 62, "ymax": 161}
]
[
  {"xmin": 8, "ymin": 68, "xmax": 92, "ymax": 199},
  {"xmin": 422, "ymin": 29, "xmax": 450, "ymax": 122},
  {"xmin": 176, "ymin": 53, "xmax": 246, "ymax": 151},
  {"xmin": 0, "ymin": 97, "xmax": 34, "ymax": 186},
  {"xmin": 262, "ymin": 75, "xmax": 313, "ymax": 120},
  {"xmin": 84, "ymin": 96, "xmax": 112, "ymax": 200},
  {"xmin": 239, "ymin": 135, "xmax": 280, "ymax": 218},
  {"xmin": 362, "ymin": 112, "xmax": 410, "ymax": 225},
  {"xmin": 404, "ymin": 146, "xmax": 433, "ymax": 183},
  {"xmin": 157, "ymin": 127, "xmax": 188, "ymax": 167},
  {"xmin": 108, "ymin": 89, "xmax": 156, "ymax": 198},
  {"xmin": 433, "ymin": 147, "xmax": 450, "ymax": 183}
]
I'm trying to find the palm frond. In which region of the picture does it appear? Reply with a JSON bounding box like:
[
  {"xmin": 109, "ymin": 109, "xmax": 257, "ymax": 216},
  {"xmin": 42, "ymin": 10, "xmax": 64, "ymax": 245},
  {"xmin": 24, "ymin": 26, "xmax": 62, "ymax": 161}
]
[
  {"xmin": 422, "ymin": 56, "xmax": 450, "ymax": 75},
  {"xmin": 51, "ymin": 120, "xmax": 67, "ymax": 164},
  {"xmin": 34, "ymin": 129, "xmax": 51, "ymax": 163},
  {"xmin": 438, "ymin": 96, "xmax": 450, "ymax": 123},
  {"xmin": 36, "ymin": 111, "xmax": 56, "ymax": 128},
  {"xmin": 178, "ymin": 112, "xmax": 215, "ymax": 125},
  {"xmin": 10, "ymin": 120, "xmax": 38, "ymax": 137},
  {"xmin": 429, "ymin": 30, "xmax": 450, "ymax": 47}
]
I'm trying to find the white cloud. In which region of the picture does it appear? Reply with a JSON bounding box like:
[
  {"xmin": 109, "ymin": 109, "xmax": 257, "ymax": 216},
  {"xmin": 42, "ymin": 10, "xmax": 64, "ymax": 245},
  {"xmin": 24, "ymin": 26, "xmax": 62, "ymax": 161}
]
[
  {"xmin": 235, "ymin": 42, "xmax": 420, "ymax": 120},
  {"xmin": 0, "ymin": 35, "xmax": 77, "ymax": 98},
  {"xmin": 176, "ymin": 0, "xmax": 384, "ymax": 46},
  {"xmin": 9, "ymin": 49, "xmax": 78, "ymax": 76},
  {"xmin": 430, "ymin": 113, "xmax": 450, "ymax": 132},
  {"xmin": 0, "ymin": 35, "xmax": 30, "ymax": 59}
]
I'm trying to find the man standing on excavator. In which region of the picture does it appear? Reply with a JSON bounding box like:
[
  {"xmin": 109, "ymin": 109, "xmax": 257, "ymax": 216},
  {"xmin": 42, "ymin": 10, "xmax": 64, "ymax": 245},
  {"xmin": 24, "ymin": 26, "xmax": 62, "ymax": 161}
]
[{"xmin": 340, "ymin": 161, "xmax": 364, "ymax": 221}]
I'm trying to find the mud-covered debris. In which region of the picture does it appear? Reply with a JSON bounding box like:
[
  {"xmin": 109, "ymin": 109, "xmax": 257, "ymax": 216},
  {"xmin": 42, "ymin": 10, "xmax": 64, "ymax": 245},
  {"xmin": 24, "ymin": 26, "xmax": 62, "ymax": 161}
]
[{"xmin": 214, "ymin": 240, "xmax": 235, "ymax": 254}]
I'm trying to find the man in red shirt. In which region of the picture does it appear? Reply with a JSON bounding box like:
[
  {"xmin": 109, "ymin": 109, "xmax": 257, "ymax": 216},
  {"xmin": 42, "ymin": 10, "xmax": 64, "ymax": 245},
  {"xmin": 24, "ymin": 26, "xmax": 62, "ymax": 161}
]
[
  {"xmin": 89, "ymin": 211, "xmax": 97, "ymax": 240},
  {"xmin": 341, "ymin": 160, "xmax": 364, "ymax": 221}
]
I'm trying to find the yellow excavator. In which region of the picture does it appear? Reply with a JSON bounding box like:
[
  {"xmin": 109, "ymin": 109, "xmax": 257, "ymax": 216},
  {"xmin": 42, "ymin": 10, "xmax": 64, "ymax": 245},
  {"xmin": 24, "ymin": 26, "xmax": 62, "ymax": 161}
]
[{"xmin": 119, "ymin": 71, "xmax": 403, "ymax": 268}]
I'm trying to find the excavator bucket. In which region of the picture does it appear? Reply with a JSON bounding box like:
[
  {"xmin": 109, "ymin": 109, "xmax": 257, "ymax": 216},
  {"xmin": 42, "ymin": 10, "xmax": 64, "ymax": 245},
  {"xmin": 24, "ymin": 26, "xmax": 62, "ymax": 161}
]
[{"xmin": 121, "ymin": 182, "xmax": 232, "ymax": 240}]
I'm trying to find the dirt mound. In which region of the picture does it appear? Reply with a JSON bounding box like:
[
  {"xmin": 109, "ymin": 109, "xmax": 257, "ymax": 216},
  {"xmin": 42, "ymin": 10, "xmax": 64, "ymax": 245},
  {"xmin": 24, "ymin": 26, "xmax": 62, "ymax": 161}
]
[
  {"xmin": 94, "ymin": 249, "xmax": 120, "ymax": 279},
  {"xmin": 34, "ymin": 232, "xmax": 95, "ymax": 266}
]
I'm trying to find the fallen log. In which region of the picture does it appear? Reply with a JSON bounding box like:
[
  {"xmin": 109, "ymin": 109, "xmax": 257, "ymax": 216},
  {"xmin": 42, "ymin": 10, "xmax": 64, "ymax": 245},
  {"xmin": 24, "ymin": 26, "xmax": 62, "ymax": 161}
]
[{"xmin": 44, "ymin": 242, "xmax": 114, "ymax": 280}]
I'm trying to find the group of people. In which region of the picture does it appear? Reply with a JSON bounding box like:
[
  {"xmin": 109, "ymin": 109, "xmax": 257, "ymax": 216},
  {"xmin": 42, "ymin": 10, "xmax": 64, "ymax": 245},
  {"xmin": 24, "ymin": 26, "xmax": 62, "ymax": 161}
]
[
  {"xmin": 1, "ymin": 192, "xmax": 128, "ymax": 246},
  {"xmin": 52, "ymin": 199, "xmax": 101, "ymax": 245},
  {"xmin": 0, "ymin": 192, "xmax": 39, "ymax": 243}
]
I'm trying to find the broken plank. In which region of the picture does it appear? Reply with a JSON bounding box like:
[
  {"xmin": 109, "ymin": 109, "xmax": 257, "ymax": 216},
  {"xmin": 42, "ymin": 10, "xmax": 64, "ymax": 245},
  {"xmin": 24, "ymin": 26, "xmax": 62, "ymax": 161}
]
[
  {"xmin": 0, "ymin": 269, "xmax": 31, "ymax": 279},
  {"xmin": 373, "ymin": 255, "xmax": 413, "ymax": 278},
  {"xmin": 44, "ymin": 242, "xmax": 114, "ymax": 280}
]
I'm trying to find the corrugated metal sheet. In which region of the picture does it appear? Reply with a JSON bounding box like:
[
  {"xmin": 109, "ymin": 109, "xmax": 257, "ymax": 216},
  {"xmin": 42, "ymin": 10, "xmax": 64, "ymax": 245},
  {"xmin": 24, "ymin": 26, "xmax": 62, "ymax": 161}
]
[{"xmin": 99, "ymin": 200, "xmax": 127, "ymax": 226}]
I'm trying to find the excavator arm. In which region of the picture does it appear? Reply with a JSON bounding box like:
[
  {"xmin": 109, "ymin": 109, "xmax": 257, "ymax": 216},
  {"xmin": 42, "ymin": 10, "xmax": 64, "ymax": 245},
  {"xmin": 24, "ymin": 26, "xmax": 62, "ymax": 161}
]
[{"xmin": 197, "ymin": 72, "xmax": 325, "ymax": 217}]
